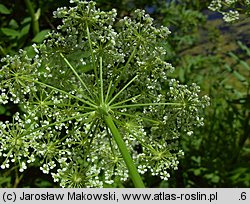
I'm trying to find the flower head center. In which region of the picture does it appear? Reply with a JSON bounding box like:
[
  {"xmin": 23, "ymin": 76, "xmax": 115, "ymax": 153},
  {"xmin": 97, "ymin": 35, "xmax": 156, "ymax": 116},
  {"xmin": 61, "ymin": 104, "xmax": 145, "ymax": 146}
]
[{"xmin": 97, "ymin": 103, "xmax": 110, "ymax": 116}]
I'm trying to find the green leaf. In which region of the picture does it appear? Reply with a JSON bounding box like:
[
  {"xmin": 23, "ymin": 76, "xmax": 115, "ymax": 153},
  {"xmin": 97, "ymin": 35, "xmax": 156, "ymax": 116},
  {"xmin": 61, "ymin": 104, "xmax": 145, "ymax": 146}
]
[
  {"xmin": 230, "ymin": 167, "xmax": 248, "ymax": 180},
  {"xmin": 24, "ymin": 45, "xmax": 36, "ymax": 58},
  {"xmin": 239, "ymin": 60, "xmax": 250, "ymax": 71},
  {"xmin": 35, "ymin": 8, "xmax": 41, "ymax": 21},
  {"xmin": 237, "ymin": 41, "xmax": 250, "ymax": 57},
  {"xmin": 0, "ymin": 176, "xmax": 11, "ymax": 187},
  {"xmin": 0, "ymin": 4, "xmax": 10, "ymax": 14},
  {"xmin": 34, "ymin": 178, "xmax": 53, "ymax": 187},
  {"xmin": 21, "ymin": 17, "xmax": 31, "ymax": 25},
  {"xmin": 178, "ymin": 68, "xmax": 185, "ymax": 83},
  {"xmin": 32, "ymin": 29, "xmax": 50, "ymax": 43},
  {"xmin": 9, "ymin": 19, "xmax": 19, "ymax": 29},
  {"xmin": 0, "ymin": 105, "xmax": 6, "ymax": 114},
  {"xmin": 194, "ymin": 169, "xmax": 201, "ymax": 176},
  {"xmin": 225, "ymin": 64, "xmax": 232, "ymax": 72},
  {"xmin": 204, "ymin": 173, "xmax": 220, "ymax": 183},
  {"xmin": 1, "ymin": 28, "xmax": 19, "ymax": 38},
  {"xmin": 211, "ymin": 175, "xmax": 220, "ymax": 183},
  {"xmin": 79, "ymin": 64, "xmax": 93, "ymax": 73},
  {"xmin": 191, "ymin": 156, "xmax": 201, "ymax": 164},
  {"xmin": 228, "ymin": 51, "xmax": 250, "ymax": 71},
  {"xmin": 233, "ymin": 71, "xmax": 246, "ymax": 82},
  {"xmin": 19, "ymin": 24, "xmax": 30, "ymax": 39},
  {"xmin": 228, "ymin": 52, "xmax": 239, "ymax": 62}
]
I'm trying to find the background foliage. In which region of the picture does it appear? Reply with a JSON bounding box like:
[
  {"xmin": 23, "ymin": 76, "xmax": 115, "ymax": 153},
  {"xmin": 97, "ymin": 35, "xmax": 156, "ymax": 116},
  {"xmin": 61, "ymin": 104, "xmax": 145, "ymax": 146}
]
[{"xmin": 0, "ymin": 0, "xmax": 249, "ymax": 187}]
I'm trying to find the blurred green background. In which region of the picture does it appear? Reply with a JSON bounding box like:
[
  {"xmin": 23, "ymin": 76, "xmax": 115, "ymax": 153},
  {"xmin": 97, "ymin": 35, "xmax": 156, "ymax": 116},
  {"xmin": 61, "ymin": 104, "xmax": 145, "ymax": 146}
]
[{"xmin": 0, "ymin": 0, "xmax": 249, "ymax": 187}]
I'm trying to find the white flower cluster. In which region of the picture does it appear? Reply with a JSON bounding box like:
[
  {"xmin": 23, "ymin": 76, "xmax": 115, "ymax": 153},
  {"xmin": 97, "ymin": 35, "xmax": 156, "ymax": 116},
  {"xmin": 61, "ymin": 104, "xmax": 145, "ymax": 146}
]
[
  {"xmin": 0, "ymin": 1, "xmax": 209, "ymax": 187},
  {"xmin": 222, "ymin": 10, "xmax": 240, "ymax": 22},
  {"xmin": 208, "ymin": 0, "xmax": 250, "ymax": 22}
]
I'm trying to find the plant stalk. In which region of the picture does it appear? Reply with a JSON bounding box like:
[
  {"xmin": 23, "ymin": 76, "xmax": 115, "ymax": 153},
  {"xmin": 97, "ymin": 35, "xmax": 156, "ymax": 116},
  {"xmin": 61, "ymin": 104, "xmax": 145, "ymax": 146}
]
[
  {"xmin": 104, "ymin": 114, "xmax": 145, "ymax": 188},
  {"xmin": 24, "ymin": 0, "xmax": 39, "ymax": 36}
]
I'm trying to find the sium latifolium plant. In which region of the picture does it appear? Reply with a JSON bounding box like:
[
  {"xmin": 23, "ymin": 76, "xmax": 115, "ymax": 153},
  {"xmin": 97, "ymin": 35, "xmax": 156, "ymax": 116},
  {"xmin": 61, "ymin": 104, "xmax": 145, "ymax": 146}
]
[{"xmin": 0, "ymin": 0, "xmax": 209, "ymax": 187}]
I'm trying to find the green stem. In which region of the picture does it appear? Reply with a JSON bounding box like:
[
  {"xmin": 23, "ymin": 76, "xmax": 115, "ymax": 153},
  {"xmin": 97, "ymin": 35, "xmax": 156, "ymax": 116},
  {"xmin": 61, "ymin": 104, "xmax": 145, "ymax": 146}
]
[
  {"xmin": 104, "ymin": 114, "xmax": 145, "ymax": 188},
  {"xmin": 24, "ymin": 0, "xmax": 39, "ymax": 36},
  {"xmin": 114, "ymin": 111, "xmax": 160, "ymax": 124},
  {"xmin": 111, "ymin": 94, "xmax": 141, "ymax": 107},
  {"xmin": 59, "ymin": 53, "xmax": 96, "ymax": 102},
  {"xmin": 86, "ymin": 24, "xmax": 98, "ymax": 84},
  {"xmin": 110, "ymin": 102, "xmax": 184, "ymax": 109},
  {"xmin": 108, "ymin": 75, "xmax": 138, "ymax": 106},
  {"xmin": 114, "ymin": 118, "xmax": 155, "ymax": 152},
  {"xmin": 109, "ymin": 44, "xmax": 138, "ymax": 99},
  {"xmin": 105, "ymin": 80, "xmax": 113, "ymax": 103},
  {"xmin": 100, "ymin": 57, "xmax": 104, "ymax": 104},
  {"xmin": 22, "ymin": 112, "xmax": 93, "ymax": 137},
  {"xmin": 20, "ymin": 76, "xmax": 97, "ymax": 109}
]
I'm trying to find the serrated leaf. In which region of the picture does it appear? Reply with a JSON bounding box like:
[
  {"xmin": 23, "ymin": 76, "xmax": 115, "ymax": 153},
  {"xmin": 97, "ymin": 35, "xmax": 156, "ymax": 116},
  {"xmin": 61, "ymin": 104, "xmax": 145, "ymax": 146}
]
[
  {"xmin": 0, "ymin": 4, "xmax": 10, "ymax": 14},
  {"xmin": 32, "ymin": 29, "xmax": 50, "ymax": 43},
  {"xmin": 1, "ymin": 28, "xmax": 19, "ymax": 38}
]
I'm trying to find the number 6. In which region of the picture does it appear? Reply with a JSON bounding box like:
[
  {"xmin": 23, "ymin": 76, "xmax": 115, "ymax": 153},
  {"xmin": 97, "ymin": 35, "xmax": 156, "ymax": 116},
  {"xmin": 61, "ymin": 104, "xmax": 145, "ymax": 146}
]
[{"xmin": 241, "ymin": 192, "xmax": 246, "ymax": 200}]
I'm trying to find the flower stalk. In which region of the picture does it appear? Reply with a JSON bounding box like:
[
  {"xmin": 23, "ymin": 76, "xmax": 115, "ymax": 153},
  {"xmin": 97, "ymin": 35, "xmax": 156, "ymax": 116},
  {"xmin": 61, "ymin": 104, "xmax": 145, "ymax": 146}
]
[{"xmin": 104, "ymin": 114, "xmax": 145, "ymax": 188}]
